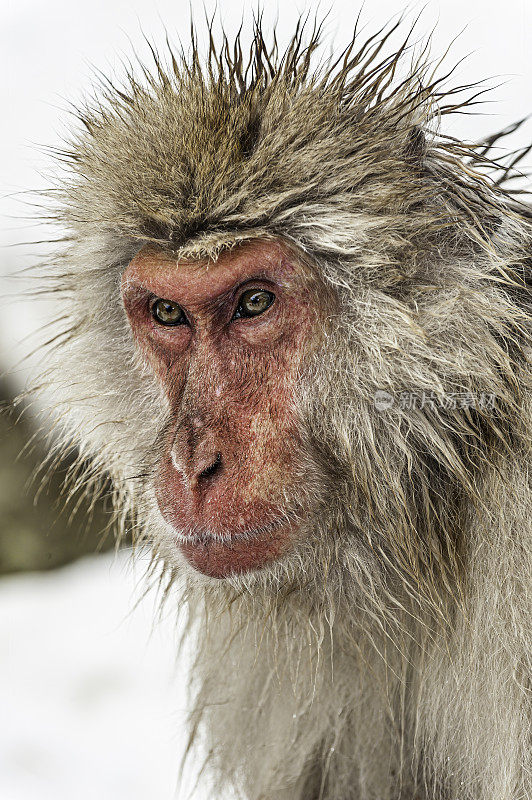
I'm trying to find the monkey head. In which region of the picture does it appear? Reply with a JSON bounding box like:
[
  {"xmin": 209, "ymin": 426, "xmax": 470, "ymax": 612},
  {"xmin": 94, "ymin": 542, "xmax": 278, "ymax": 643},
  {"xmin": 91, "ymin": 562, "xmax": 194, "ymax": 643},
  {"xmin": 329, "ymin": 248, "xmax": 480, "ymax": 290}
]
[
  {"xmin": 36, "ymin": 20, "xmax": 531, "ymax": 608},
  {"xmin": 121, "ymin": 238, "xmax": 324, "ymax": 578}
]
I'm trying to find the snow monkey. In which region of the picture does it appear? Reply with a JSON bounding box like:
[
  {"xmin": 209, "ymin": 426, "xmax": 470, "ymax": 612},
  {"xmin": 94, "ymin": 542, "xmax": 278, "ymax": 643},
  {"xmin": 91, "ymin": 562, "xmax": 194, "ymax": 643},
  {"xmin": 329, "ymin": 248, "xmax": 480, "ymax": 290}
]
[{"xmin": 33, "ymin": 15, "xmax": 531, "ymax": 800}]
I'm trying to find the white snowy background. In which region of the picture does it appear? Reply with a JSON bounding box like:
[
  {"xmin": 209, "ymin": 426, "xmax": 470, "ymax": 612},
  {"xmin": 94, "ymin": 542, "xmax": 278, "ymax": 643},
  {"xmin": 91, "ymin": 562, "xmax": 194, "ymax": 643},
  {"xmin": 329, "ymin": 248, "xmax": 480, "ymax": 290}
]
[
  {"xmin": 0, "ymin": 1, "xmax": 531, "ymax": 798},
  {"xmin": 0, "ymin": 551, "xmax": 192, "ymax": 800}
]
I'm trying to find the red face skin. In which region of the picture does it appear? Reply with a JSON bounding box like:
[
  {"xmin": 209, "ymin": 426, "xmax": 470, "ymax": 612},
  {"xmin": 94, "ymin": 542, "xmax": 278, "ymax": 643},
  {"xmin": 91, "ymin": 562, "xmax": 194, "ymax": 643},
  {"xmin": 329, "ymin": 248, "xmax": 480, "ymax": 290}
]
[{"xmin": 121, "ymin": 238, "xmax": 318, "ymax": 579}]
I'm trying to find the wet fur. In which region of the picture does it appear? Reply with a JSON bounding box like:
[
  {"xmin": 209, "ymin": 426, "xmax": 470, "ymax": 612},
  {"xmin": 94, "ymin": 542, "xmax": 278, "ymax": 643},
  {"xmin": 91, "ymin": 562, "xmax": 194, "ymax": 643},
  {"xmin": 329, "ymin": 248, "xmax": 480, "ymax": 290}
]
[{"xmin": 32, "ymin": 15, "xmax": 531, "ymax": 800}]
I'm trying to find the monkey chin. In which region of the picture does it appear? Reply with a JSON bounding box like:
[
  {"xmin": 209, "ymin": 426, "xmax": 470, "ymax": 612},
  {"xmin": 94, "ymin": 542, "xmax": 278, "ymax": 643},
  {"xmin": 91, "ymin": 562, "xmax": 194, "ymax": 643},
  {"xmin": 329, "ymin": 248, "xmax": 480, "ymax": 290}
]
[{"xmin": 177, "ymin": 525, "xmax": 292, "ymax": 579}]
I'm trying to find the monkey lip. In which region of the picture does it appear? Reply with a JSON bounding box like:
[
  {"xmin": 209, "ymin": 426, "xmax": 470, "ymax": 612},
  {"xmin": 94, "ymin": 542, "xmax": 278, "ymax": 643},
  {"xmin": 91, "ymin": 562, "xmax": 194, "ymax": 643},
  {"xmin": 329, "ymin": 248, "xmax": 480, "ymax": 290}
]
[
  {"xmin": 172, "ymin": 518, "xmax": 296, "ymax": 579},
  {"xmin": 174, "ymin": 518, "xmax": 285, "ymax": 544}
]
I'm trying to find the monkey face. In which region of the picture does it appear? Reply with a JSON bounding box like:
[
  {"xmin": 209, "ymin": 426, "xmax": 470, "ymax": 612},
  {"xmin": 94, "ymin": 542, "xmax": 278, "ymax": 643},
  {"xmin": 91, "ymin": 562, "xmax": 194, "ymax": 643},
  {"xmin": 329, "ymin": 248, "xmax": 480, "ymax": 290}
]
[{"xmin": 121, "ymin": 238, "xmax": 321, "ymax": 578}]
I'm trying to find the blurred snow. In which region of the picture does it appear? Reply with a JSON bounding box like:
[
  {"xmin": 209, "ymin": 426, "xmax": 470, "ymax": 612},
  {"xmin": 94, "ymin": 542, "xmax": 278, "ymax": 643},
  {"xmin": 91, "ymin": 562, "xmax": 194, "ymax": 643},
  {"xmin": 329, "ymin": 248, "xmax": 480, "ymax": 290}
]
[{"xmin": 0, "ymin": 551, "xmax": 204, "ymax": 800}]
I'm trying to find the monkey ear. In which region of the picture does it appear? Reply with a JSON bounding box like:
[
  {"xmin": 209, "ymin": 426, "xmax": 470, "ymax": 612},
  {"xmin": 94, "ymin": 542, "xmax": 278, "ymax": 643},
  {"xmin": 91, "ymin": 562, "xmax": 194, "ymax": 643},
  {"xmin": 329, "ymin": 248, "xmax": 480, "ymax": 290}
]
[{"xmin": 404, "ymin": 125, "xmax": 426, "ymax": 164}]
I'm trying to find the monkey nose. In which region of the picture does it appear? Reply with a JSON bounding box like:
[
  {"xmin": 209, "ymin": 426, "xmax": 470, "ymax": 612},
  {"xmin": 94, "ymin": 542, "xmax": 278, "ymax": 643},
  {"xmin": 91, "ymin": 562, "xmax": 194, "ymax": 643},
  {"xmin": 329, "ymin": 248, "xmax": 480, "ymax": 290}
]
[
  {"xmin": 171, "ymin": 442, "xmax": 224, "ymax": 490},
  {"xmin": 190, "ymin": 452, "xmax": 223, "ymax": 489}
]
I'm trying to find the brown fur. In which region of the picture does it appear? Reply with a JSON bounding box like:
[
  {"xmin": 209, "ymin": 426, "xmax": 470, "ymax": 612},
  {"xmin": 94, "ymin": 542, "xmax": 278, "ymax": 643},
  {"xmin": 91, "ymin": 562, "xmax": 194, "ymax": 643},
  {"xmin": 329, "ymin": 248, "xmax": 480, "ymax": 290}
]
[{"xmin": 30, "ymin": 15, "xmax": 531, "ymax": 800}]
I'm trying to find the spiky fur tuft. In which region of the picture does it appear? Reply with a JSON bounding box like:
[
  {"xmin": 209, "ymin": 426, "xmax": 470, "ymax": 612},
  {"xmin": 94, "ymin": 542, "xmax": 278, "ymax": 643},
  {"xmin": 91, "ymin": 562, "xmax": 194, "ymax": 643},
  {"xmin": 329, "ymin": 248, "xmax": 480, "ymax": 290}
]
[{"xmin": 30, "ymin": 14, "xmax": 531, "ymax": 800}]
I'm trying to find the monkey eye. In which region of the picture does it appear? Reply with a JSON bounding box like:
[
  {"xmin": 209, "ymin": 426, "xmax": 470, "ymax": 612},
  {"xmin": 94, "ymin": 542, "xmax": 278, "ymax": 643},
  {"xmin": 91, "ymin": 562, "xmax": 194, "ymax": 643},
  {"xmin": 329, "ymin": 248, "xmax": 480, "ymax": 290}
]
[
  {"xmin": 151, "ymin": 298, "xmax": 187, "ymax": 326},
  {"xmin": 233, "ymin": 289, "xmax": 275, "ymax": 320}
]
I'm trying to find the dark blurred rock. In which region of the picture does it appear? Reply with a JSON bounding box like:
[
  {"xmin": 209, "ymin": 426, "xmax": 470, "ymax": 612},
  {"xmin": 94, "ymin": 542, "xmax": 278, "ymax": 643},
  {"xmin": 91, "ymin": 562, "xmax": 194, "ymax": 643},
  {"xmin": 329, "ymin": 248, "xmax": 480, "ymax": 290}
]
[{"xmin": 0, "ymin": 378, "xmax": 118, "ymax": 574}]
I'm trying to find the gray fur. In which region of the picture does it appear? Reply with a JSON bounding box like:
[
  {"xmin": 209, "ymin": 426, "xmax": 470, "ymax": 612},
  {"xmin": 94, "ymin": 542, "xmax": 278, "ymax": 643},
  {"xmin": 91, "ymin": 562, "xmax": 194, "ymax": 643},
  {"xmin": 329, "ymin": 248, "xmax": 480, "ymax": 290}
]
[{"xmin": 32, "ymin": 16, "xmax": 531, "ymax": 800}]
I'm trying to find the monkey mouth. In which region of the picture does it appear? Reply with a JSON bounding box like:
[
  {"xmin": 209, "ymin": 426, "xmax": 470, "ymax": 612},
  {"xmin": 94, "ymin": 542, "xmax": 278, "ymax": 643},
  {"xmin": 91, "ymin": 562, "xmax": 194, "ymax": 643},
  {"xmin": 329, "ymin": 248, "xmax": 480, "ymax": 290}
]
[
  {"xmin": 170, "ymin": 517, "xmax": 297, "ymax": 579},
  {"xmin": 172, "ymin": 518, "xmax": 286, "ymax": 545},
  {"xmin": 154, "ymin": 468, "xmax": 300, "ymax": 578}
]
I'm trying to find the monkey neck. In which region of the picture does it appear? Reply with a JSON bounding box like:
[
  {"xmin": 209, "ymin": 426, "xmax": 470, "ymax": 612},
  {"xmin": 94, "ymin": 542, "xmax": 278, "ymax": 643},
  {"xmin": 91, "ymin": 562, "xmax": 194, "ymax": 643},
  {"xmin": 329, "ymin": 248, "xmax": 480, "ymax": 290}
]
[
  {"xmin": 177, "ymin": 572, "xmax": 430, "ymax": 799},
  {"xmin": 174, "ymin": 452, "xmax": 531, "ymax": 800}
]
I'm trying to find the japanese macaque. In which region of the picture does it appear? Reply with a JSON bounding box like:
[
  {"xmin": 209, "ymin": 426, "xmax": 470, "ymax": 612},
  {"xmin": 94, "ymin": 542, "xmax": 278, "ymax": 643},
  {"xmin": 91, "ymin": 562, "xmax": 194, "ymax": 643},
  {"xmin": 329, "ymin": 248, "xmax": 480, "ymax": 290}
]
[{"xmin": 33, "ymin": 16, "xmax": 531, "ymax": 800}]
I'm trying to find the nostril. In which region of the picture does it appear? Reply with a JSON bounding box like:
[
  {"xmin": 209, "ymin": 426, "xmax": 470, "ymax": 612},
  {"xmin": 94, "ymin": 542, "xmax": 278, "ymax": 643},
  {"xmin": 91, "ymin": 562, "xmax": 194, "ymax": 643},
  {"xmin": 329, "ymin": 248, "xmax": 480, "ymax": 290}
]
[{"xmin": 198, "ymin": 453, "xmax": 222, "ymax": 482}]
